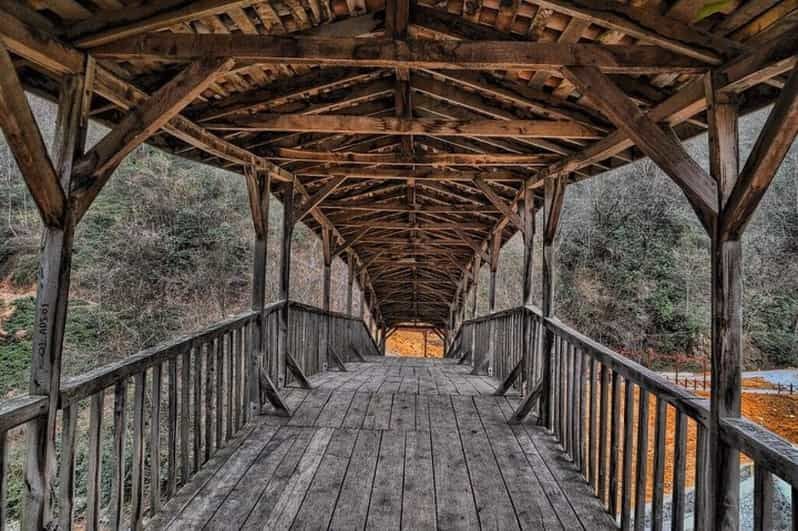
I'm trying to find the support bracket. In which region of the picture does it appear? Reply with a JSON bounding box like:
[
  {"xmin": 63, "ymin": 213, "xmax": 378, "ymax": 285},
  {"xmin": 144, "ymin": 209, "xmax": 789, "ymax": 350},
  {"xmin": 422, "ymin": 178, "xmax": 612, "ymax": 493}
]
[
  {"xmin": 285, "ymin": 352, "xmax": 312, "ymax": 389},
  {"xmin": 493, "ymin": 358, "xmax": 523, "ymax": 396},
  {"xmin": 508, "ymin": 377, "xmax": 544, "ymax": 424},
  {"xmin": 328, "ymin": 347, "xmax": 348, "ymax": 372},
  {"xmin": 259, "ymin": 368, "xmax": 291, "ymax": 417}
]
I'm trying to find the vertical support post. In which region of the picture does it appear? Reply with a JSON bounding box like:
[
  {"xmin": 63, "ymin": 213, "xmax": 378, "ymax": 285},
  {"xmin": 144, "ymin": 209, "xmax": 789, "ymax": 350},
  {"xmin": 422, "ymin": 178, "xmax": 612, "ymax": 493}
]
[
  {"xmin": 23, "ymin": 71, "xmax": 89, "ymax": 531},
  {"xmin": 706, "ymin": 76, "xmax": 741, "ymax": 530},
  {"xmin": 345, "ymin": 251, "xmax": 355, "ymax": 357},
  {"xmin": 246, "ymin": 167, "xmax": 270, "ymax": 415},
  {"xmin": 522, "ymin": 185, "xmax": 536, "ymax": 306},
  {"xmin": 539, "ymin": 176, "xmax": 565, "ymax": 428},
  {"xmin": 424, "ymin": 330, "xmax": 428, "ymax": 358},
  {"xmin": 278, "ymin": 179, "xmax": 295, "ymax": 388},
  {"xmin": 486, "ymin": 231, "xmax": 500, "ymax": 376},
  {"xmin": 322, "ymin": 227, "xmax": 332, "ymax": 311},
  {"xmin": 320, "ymin": 226, "xmax": 332, "ymax": 367},
  {"xmin": 346, "ymin": 252, "xmax": 355, "ymax": 316},
  {"xmin": 522, "ymin": 184, "xmax": 536, "ymax": 389},
  {"xmin": 359, "ymin": 269, "xmax": 366, "ymax": 321},
  {"xmin": 471, "ymin": 254, "xmax": 481, "ymax": 319}
]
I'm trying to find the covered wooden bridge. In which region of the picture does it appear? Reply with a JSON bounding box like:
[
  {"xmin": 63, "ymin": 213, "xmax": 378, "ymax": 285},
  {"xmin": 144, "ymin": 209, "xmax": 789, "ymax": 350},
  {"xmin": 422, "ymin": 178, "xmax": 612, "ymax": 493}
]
[{"xmin": 0, "ymin": 0, "xmax": 797, "ymax": 529}]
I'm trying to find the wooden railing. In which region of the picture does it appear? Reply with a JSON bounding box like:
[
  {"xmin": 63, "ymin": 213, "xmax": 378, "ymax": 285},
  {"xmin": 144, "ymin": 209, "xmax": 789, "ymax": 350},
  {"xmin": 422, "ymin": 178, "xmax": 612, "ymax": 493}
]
[
  {"xmin": 58, "ymin": 310, "xmax": 259, "ymax": 530},
  {"xmin": 460, "ymin": 305, "xmax": 798, "ymax": 529},
  {"xmin": 0, "ymin": 299, "xmax": 377, "ymax": 529},
  {"xmin": 288, "ymin": 301, "xmax": 380, "ymax": 365},
  {"xmin": 458, "ymin": 306, "xmax": 543, "ymax": 386}
]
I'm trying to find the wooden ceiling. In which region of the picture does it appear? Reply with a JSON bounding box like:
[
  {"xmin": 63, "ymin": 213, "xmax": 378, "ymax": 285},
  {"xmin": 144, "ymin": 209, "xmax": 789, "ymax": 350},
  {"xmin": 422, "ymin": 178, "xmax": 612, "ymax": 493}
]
[{"xmin": 6, "ymin": 0, "xmax": 798, "ymax": 328}]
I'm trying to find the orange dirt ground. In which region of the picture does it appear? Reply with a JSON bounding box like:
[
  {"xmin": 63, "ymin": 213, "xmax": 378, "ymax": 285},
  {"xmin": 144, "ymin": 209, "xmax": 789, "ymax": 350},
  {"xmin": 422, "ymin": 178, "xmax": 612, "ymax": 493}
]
[
  {"xmin": 596, "ymin": 385, "xmax": 798, "ymax": 507},
  {"xmin": 386, "ymin": 330, "xmax": 444, "ymax": 358}
]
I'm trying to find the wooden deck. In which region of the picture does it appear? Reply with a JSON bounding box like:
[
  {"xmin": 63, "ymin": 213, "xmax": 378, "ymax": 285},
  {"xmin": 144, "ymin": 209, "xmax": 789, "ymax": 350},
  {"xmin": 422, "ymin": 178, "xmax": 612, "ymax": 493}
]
[{"xmin": 149, "ymin": 357, "xmax": 616, "ymax": 530}]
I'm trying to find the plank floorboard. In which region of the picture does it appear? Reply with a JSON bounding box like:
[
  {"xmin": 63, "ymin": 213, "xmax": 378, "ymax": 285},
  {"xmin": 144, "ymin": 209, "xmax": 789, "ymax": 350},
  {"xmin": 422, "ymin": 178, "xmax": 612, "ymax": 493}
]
[{"xmin": 151, "ymin": 357, "xmax": 620, "ymax": 530}]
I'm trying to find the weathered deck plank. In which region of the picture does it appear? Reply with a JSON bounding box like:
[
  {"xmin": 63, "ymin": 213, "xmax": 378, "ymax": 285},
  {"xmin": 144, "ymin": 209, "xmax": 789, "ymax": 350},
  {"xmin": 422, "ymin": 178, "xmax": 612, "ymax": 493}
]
[{"xmin": 151, "ymin": 357, "xmax": 618, "ymax": 530}]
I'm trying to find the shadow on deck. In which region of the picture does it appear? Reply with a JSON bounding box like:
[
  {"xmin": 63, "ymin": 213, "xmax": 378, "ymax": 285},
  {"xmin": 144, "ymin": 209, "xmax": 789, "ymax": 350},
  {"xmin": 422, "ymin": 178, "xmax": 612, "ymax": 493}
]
[{"xmin": 150, "ymin": 357, "xmax": 615, "ymax": 530}]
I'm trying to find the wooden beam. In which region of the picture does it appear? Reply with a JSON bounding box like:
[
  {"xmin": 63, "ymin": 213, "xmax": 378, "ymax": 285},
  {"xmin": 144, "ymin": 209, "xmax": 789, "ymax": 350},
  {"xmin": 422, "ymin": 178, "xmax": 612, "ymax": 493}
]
[
  {"xmin": 23, "ymin": 71, "xmax": 90, "ymax": 531},
  {"xmin": 531, "ymin": 0, "xmax": 742, "ymax": 64},
  {"xmin": 71, "ymin": 58, "xmax": 234, "ymax": 219},
  {"xmin": 293, "ymin": 176, "xmax": 346, "ymax": 223},
  {"xmin": 92, "ymin": 35, "xmax": 708, "ymax": 74},
  {"xmin": 277, "ymin": 180, "xmax": 295, "ymax": 387},
  {"xmin": 297, "ymin": 167, "xmax": 525, "ymax": 181},
  {"xmin": 539, "ymin": 30, "xmax": 798, "ymax": 183},
  {"xmin": 270, "ymin": 149, "xmax": 556, "ymax": 166},
  {"xmin": 473, "ymin": 177, "xmax": 524, "ymax": 232},
  {"xmin": 192, "ymin": 69, "xmax": 382, "ymax": 123},
  {"xmin": 208, "ymin": 114, "xmax": 600, "ymax": 138},
  {"xmin": 721, "ymin": 63, "xmax": 798, "ymax": 239},
  {"xmin": 706, "ymin": 74, "xmax": 742, "ymax": 530},
  {"xmin": 321, "ymin": 201, "xmax": 499, "ymax": 213},
  {"xmin": 333, "ymin": 227, "xmax": 370, "ymax": 257},
  {"xmin": 562, "ymin": 66, "xmax": 718, "ymax": 226},
  {"xmin": 0, "ymin": 41, "xmax": 65, "ymax": 227},
  {"xmin": 69, "ymin": 0, "xmax": 253, "ymax": 47},
  {"xmin": 0, "ymin": 9, "xmax": 293, "ymax": 183}
]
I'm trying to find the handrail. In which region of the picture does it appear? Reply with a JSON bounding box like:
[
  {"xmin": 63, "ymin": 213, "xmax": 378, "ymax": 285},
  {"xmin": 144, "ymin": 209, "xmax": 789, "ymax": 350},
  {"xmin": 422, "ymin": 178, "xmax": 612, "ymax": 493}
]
[
  {"xmin": 0, "ymin": 394, "xmax": 48, "ymax": 433},
  {"xmin": 287, "ymin": 300, "xmax": 364, "ymax": 322}
]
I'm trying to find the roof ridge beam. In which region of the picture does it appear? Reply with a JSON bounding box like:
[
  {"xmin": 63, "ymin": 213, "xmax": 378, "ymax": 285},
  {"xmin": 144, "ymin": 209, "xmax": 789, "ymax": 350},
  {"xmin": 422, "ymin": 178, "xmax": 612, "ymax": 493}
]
[{"xmin": 90, "ymin": 35, "xmax": 708, "ymax": 74}]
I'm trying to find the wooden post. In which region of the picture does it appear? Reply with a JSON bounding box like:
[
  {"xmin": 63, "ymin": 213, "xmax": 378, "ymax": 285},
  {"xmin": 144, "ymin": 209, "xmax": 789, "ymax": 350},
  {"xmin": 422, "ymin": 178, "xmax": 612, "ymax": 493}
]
[
  {"xmin": 278, "ymin": 179, "xmax": 295, "ymax": 387},
  {"xmin": 486, "ymin": 231, "xmax": 500, "ymax": 376},
  {"xmin": 322, "ymin": 227, "xmax": 332, "ymax": 311},
  {"xmin": 359, "ymin": 271, "xmax": 366, "ymax": 321},
  {"xmin": 246, "ymin": 167, "xmax": 270, "ymax": 415},
  {"xmin": 19, "ymin": 71, "xmax": 89, "ymax": 531},
  {"xmin": 346, "ymin": 252, "xmax": 355, "ymax": 316},
  {"xmin": 320, "ymin": 226, "xmax": 332, "ymax": 368},
  {"xmin": 522, "ymin": 185, "xmax": 536, "ymax": 306},
  {"xmin": 706, "ymin": 76, "xmax": 741, "ymax": 530},
  {"xmin": 538, "ymin": 177, "xmax": 565, "ymax": 427},
  {"xmin": 423, "ymin": 330, "xmax": 428, "ymax": 358},
  {"xmin": 522, "ymin": 185, "xmax": 536, "ymax": 390},
  {"xmin": 471, "ymin": 254, "xmax": 481, "ymax": 319}
]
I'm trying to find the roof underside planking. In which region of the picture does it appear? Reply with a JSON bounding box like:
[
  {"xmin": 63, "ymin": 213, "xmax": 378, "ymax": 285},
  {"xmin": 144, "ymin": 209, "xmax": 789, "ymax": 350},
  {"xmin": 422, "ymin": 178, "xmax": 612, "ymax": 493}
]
[{"xmin": 2, "ymin": 0, "xmax": 797, "ymax": 328}]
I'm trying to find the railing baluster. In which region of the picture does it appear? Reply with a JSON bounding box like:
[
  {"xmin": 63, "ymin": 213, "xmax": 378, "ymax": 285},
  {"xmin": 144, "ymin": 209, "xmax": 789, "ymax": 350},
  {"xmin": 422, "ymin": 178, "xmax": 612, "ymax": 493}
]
[
  {"xmin": 58, "ymin": 403, "xmax": 77, "ymax": 530},
  {"xmin": 651, "ymin": 397, "xmax": 666, "ymax": 531},
  {"xmin": 620, "ymin": 379, "xmax": 634, "ymax": 530},
  {"xmin": 130, "ymin": 371, "xmax": 146, "ymax": 529},
  {"xmin": 205, "ymin": 341, "xmax": 214, "ymax": 461},
  {"xmin": 609, "ymin": 370, "xmax": 620, "ymax": 519},
  {"xmin": 193, "ymin": 344, "xmax": 202, "ymax": 472},
  {"xmin": 598, "ymin": 363, "xmax": 609, "ymax": 506},
  {"xmin": 694, "ymin": 423, "xmax": 708, "ymax": 530},
  {"xmin": 151, "ymin": 362, "xmax": 163, "ymax": 515},
  {"xmin": 110, "ymin": 380, "xmax": 127, "ymax": 530},
  {"xmin": 633, "ymin": 389, "xmax": 648, "ymax": 531},
  {"xmin": 86, "ymin": 392, "xmax": 104, "ymax": 531},
  {"xmin": 226, "ymin": 332, "xmax": 233, "ymax": 442},
  {"xmin": 671, "ymin": 409, "xmax": 687, "ymax": 531},
  {"xmin": 242, "ymin": 323, "xmax": 250, "ymax": 425},
  {"xmin": 181, "ymin": 349, "xmax": 191, "ymax": 483},
  {"xmin": 576, "ymin": 348, "xmax": 585, "ymax": 472},
  {"xmin": 215, "ymin": 336, "xmax": 223, "ymax": 450},
  {"xmin": 233, "ymin": 328, "xmax": 241, "ymax": 432},
  {"xmin": 588, "ymin": 357, "xmax": 597, "ymax": 491},
  {"xmin": 167, "ymin": 357, "xmax": 178, "ymax": 498},
  {"xmin": 0, "ymin": 431, "xmax": 6, "ymax": 531},
  {"xmin": 753, "ymin": 465, "xmax": 773, "ymax": 531}
]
